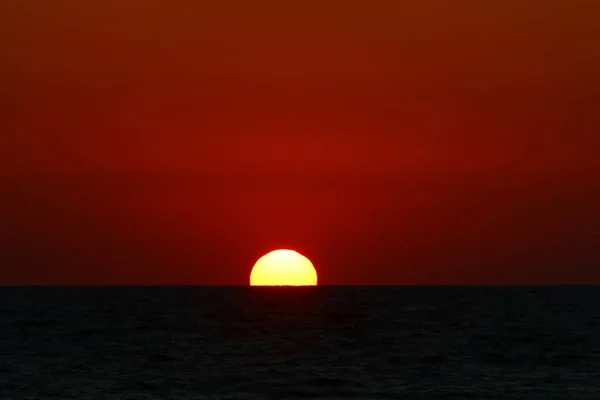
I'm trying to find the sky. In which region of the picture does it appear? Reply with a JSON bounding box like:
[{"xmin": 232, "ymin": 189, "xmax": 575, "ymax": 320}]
[{"xmin": 1, "ymin": 0, "xmax": 599, "ymax": 285}]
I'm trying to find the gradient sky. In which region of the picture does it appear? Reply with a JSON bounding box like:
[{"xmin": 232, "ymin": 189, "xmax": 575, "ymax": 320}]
[{"xmin": 1, "ymin": 0, "xmax": 599, "ymax": 284}]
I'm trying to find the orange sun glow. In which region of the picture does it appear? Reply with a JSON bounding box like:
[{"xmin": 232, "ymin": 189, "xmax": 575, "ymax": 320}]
[{"xmin": 250, "ymin": 249, "xmax": 318, "ymax": 286}]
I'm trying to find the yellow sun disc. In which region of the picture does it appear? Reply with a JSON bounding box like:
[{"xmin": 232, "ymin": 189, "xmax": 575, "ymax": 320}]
[{"xmin": 250, "ymin": 249, "xmax": 318, "ymax": 286}]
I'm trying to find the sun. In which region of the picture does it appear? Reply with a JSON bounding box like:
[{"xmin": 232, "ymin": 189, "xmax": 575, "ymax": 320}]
[{"xmin": 250, "ymin": 249, "xmax": 318, "ymax": 286}]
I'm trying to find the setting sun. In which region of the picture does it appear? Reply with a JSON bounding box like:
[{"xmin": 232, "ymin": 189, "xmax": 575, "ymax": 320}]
[{"xmin": 250, "ymin": 250, "xmax": 318, "ymax": 286}]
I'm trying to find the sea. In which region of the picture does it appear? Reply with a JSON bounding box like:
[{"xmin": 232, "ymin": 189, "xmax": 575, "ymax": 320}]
[{"xmin": 0, "ymin": 286, "xmax": 599, "ymax": 399}]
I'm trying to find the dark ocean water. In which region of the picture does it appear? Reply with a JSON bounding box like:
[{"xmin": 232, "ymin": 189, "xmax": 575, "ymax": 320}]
[{"xmin": 1, "ymin": 286, "xmax": 599, "ymax": 399}]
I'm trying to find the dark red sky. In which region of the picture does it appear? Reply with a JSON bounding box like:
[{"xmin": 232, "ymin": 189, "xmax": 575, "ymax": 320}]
[{"xmin": 1, "ymin": 1, "xmax": 599, "ymax": 284}]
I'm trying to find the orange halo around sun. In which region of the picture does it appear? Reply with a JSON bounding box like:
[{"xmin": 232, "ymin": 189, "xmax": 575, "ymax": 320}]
[{"xmin": 250, "ymin": 249, "xmax": 318, "ymax": 286}]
